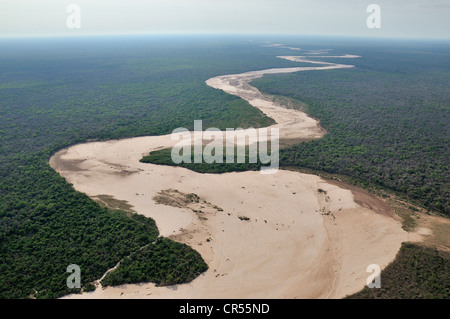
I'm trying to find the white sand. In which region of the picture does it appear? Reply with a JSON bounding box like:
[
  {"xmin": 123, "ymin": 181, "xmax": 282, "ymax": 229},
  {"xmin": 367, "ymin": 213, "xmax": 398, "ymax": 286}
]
[{"xmin": 52, "ymin": 54, "xmax": 418, "ymax": 299}]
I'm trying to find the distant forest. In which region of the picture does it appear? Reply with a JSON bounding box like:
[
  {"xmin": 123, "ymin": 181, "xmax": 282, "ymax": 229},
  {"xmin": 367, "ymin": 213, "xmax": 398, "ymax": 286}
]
[{"xmin": 253, "ymin": 45, "xmax": 450, "ymax": 216}]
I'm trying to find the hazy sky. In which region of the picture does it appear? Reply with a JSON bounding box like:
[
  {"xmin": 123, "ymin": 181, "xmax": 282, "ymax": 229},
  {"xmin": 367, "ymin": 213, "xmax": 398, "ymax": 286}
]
[{"xmin": 1, "ymin": 0, "xmax": 449, "ymax": 39}]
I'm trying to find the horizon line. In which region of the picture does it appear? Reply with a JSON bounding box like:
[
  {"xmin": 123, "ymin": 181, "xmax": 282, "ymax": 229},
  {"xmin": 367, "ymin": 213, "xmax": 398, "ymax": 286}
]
[{"xmin": 1, "ymin": 32, "xmax": 450, "ymax": 42}]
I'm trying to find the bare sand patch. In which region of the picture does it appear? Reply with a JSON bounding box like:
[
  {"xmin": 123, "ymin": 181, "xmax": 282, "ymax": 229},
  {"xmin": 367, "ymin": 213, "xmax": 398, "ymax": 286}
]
[{"xmin": 54, "ymin": 140, "xmax": 417, "ymax": 298}]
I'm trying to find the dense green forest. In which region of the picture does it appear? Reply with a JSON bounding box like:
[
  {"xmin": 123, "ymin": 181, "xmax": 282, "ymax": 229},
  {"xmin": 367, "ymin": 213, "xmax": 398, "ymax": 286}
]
[
  {"xmin": 101, "ymin": 237, "xmax": 208, "ymax": 287},
  {"xmin": 0, "ymin": 36, "xmax": 448, "ymax": 299},
  {"xmin": 252, "ymin": 46, "xmax": 450, "ymax": 215},
  {"xmin": 140, "ymin": 144, "xmax": 268, "ymax": 173},
  {"xmin": 347, "ymin": 243, "xmax": 450, "ymax": 299},
  {"xmin": 0, "ymin": 36, "xmax": 293, "ymax": 298}
]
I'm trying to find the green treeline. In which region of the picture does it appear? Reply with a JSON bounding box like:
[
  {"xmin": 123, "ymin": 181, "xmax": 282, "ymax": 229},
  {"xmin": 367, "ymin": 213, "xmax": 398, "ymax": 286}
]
[
  {"xmin": 347, "ymin": 243, "xmax": 450, "ymax": 299},
  {"xmin": 101, "ymin": 237, "xmax": 208, "ymax": 287},
  {"xmin": 140, "ymin": 144, "xmax": 272, "ymax": 173}
]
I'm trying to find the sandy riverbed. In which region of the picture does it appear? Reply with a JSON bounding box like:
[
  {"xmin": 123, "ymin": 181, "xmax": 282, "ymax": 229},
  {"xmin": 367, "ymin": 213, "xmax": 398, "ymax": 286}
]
[{"xmin": 52, "ymin": 53, "xmax": 420, "ymax": 299}]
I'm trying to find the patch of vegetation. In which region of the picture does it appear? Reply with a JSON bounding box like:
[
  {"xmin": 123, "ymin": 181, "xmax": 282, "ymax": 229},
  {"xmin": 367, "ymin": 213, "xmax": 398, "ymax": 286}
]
[
  {"xmin": 82, "ymin": 283, "xmax": 96, "ymax": 293},
  {"xmin": 101, "ymin": 237, "xmax": 208, "ymax": 287},
  {"xmin": 0, "ymin": 203, "xmax": 159, "ymax": 298},
  {"xmin": 141, "ymin": 143, "xmax": 274, "ymax": 173},
  {"xmin": 347, "ymin": 243, "xmax": 450, "ymax": 299},
  {"xmin": 152, "ymin": 189, "xmax": 202, "ymax": 208},
  {"xmin": 93, "ymin": 194, "xmax": 135, "ymax": 213},
  {"xmin": 186, "ymin": 193, "xmax": 200, "ymax": 203}
]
